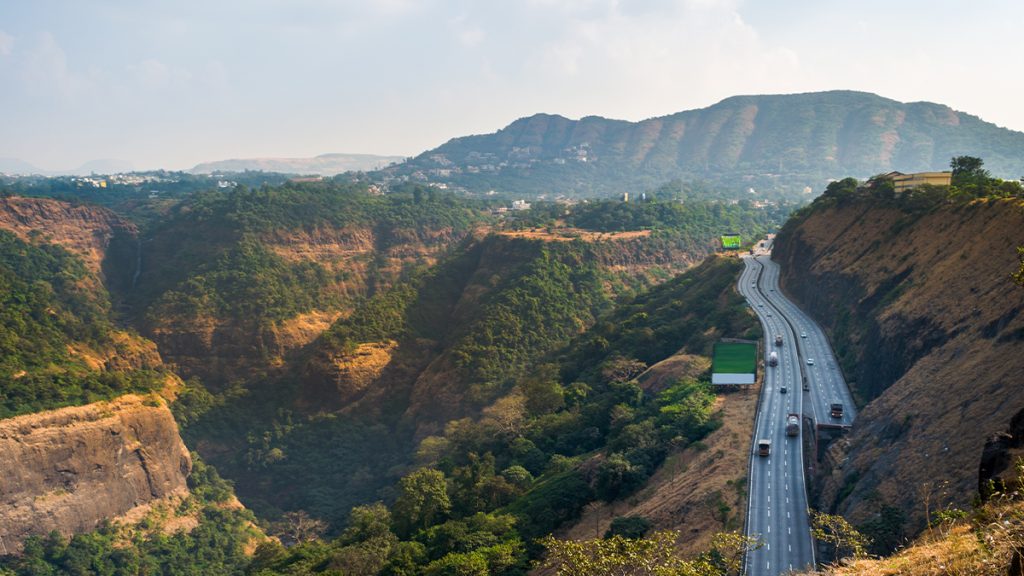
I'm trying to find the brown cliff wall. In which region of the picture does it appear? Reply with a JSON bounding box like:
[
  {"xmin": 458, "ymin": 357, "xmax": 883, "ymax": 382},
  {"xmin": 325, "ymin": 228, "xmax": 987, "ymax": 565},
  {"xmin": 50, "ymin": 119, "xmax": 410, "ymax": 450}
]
[
  {"xmin": 0, "ymin": 395, "xmax": 191, "ymax": 553},
  {"xmin": 0, "ymin": 196, "xmax": 138, "ymax": 284},
  {"xmin": 772, "ymin": 198, "xmax": 1024, "ymax": 540}
]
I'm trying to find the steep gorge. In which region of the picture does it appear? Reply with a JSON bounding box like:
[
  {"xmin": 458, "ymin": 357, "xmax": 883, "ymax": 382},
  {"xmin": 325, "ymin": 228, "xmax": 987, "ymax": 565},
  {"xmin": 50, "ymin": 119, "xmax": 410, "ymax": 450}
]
[{"xmin": 772, "ymin": 197, "xmax": 1024, "ymax": 543}]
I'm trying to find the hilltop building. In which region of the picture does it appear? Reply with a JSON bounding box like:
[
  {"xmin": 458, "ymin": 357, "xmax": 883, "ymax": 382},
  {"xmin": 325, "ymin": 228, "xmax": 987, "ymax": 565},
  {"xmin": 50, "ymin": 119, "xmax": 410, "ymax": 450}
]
[{"xmin": 881, "ymin": 171, "xmax": 952, "ymax": 193}]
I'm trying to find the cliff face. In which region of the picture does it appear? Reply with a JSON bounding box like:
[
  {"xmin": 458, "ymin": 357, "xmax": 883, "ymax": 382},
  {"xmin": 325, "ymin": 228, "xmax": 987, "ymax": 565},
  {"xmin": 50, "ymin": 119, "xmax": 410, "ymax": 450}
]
[
  {"xmin": 0, "ymin": 395, "xmax": 191, "ymax": 552},
  {"xmin": 0, "ymin": 196, "xmax": 138, "ymax": 289},
  {"xmin": 772, "ymin": 198, "xmax": 1024, "ymax": 538}
]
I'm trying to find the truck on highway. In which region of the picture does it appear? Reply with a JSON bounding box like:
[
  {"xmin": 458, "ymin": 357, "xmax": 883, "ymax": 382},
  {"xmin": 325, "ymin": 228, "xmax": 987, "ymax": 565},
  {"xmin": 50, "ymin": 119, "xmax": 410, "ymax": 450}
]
[
  {"xmin": 768, "ymin": 351, "xmax": 778, "ymax": 367},
  {"xmin": 830, "ymin": 403, "xmax": 844, "ymax": 419},
  {"xmin": 775, "ymin": 334, "xmax": 783, "ymax": 346},
  {"xmin": 757, "ymin": 439, "xmax": 771, "ymax": 456},
  {"xmin": 786, "ymin": 413, "xmax": 800, "ymax": 437}
]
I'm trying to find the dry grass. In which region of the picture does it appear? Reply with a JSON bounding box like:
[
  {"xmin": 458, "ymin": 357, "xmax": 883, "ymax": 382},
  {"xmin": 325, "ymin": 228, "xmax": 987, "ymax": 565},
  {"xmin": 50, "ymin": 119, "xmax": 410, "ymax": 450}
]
[{"xmin": 802, "ymin": 494, "xmax": 1024, "ymax": 576}]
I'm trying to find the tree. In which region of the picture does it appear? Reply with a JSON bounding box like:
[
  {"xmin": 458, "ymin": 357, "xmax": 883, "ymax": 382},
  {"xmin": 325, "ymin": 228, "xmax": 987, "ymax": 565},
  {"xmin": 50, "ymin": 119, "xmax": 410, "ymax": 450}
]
[
  {"xmin": 951, "ymin": 155, "xmax": 990, "ymax": 180},
  {"xmin": 540, "ymin": 530, "xmax": 758, "ymax": 576},
  {"xmin": 393, "ymin": 468, "xmax": 452, "ymax": 537},
  {"xmin": 605, "ymin": 516, "xmax": 653, "ymax": 539},
  {"xmin": 481, "ymin": 394, "xmax": 527, "ymax": 437},
  {"xmin": 810, "ymin": 510, "xmax": 870, "ymax": 561},
  {"xmin": 522, "ymin": 374, "xmax": 565, "ymax": 416},
  {"xmin": 1014, "ymin": 247, "xmax": 1024, "ymax": 288},
  {"xmin": 601, "ymin": 357, "xmax": 648, "ymax": 384},
  {"xmin": 274, "ymin": 510, "xmax": 327, "ymax": 546},
  {"xmin": 340, "ymin": 503, "xmax": 394, "ymax": 545},
  {"xmin": 540, "ymin": 530, "xmax": 687, "ymax": 576}
]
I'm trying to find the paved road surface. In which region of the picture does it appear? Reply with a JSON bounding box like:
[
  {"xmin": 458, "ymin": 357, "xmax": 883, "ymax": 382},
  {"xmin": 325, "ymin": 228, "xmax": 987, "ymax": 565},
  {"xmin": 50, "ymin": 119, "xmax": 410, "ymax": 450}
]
[{"xmin": 739, "ymin": 246, "xmax": 859, "ymax": 574}]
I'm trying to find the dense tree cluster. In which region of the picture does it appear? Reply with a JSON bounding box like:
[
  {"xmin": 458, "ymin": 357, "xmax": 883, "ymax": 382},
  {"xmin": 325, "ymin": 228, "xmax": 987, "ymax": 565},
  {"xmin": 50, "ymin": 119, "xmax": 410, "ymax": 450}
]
[{"xmin": 0, "ymin": 230, "xmax": 166, "ymax": 417}]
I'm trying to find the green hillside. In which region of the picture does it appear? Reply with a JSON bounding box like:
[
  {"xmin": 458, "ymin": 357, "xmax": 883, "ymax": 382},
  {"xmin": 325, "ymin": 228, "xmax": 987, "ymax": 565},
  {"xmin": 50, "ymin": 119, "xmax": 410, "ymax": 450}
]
[{"xmin": 0, "ymin": 230, "xmax": 165, "ymax": 417}]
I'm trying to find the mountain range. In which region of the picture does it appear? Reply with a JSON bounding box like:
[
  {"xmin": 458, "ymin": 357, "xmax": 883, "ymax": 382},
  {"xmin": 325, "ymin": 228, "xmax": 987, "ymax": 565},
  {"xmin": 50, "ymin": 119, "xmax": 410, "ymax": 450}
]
[{"xmin": 383, "ymin": 90, "xmax": 1024, "ymax": 198}]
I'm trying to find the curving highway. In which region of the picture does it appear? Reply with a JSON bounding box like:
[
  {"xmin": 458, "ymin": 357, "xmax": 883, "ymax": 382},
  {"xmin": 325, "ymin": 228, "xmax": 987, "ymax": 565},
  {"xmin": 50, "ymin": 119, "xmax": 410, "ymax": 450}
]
[
  {"xmin": 739, "ymin": 255, "xmax": 815, "ymax": 575},
  {"xmin": 754, "ymin": 257, "xmax": 857, "ymax": 427},
  {"xmin": 738, "ymin": 243, "xmax": 858, "ymax": 575}
]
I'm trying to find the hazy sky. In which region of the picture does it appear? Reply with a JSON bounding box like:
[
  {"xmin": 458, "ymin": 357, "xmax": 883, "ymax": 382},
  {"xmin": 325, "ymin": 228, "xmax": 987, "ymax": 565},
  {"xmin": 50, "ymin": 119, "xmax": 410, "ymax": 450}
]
[{"xmin": 2, "ymin": 0, "xmax": 1023, "ymax": 171}]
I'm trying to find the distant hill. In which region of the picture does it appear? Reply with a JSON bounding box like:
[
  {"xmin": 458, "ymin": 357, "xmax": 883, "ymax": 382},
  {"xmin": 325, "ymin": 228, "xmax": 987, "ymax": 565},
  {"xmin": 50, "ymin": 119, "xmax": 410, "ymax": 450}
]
[
  {"xmin": 72, "ymin": 158, "xmax": 135, "ymax": 175},
  {"xmin": 384, "ymin": 90, "xmax": 1024, "ymax": 198},
  {"xmin": 0, "ymin": 157, "xmax": 134, "ymax": 176},
  {"xmin": 0, "ymin": 158, "xmax": 44, "ymax": 175},
  {"xmin": 190, "ymin": 152, "xmax": 406, "ymax": 175}
]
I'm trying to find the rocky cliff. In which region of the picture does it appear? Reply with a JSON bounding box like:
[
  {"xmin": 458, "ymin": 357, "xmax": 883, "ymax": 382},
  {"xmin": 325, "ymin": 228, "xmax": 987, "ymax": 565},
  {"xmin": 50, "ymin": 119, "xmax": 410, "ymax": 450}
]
[
  {"xmin": 0, "ymin": 395, "xmax": 191, "ymax": 553},
  {"xmin": 0, "ymin": 195, "xmax": 138, "ymax": 290},
  {"xmin": 772, "ymin": 197, "xmax": 1024, "ymax": 542}
]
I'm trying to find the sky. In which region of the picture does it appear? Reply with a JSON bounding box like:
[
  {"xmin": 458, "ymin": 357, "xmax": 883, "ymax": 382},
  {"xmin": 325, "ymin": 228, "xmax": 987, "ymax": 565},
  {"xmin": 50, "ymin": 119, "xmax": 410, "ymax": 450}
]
[{"xmin": 2, "ymin": 0, "xmax": 1023, "ymax": 172}]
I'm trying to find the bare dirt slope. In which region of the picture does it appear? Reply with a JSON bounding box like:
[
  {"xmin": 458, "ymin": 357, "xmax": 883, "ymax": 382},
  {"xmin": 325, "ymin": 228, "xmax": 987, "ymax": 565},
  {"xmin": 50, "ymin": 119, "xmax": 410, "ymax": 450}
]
[{"xmin": 773, "ymin": 198, "xmax": 1024, "ymax": 539}]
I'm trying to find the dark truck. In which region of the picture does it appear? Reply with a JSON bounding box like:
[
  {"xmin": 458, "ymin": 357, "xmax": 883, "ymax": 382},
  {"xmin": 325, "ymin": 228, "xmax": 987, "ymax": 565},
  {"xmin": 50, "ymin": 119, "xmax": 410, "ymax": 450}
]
[
  {"xmin": 830, "ymin": 403, "xmax": 844, "ymax": 419},
  {"xmin": 786, "ymin": 413, "xmax": 800, "ymax": 437}
]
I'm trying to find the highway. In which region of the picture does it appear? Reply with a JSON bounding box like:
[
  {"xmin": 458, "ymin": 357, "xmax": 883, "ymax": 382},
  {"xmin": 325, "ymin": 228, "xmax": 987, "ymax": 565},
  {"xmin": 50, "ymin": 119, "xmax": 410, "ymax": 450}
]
[
  {"xmin": 738, "ymin": 256, "xmax": 815, "ymax": 575},
  {"xmin": 739, "ymin": 244, "xmax": 859, "ymax": 575},
  {"xmin": 754, "ymin": 257, "xmax": 857, "ymax": 427}
]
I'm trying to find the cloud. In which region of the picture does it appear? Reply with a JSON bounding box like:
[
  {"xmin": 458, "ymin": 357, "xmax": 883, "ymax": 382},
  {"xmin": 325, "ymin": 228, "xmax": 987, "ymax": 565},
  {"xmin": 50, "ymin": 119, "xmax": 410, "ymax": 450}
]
[
  {"xmin": 19, "ymin": 32, "xmax": 95, "ymax": 102},
  {"xmin": 129, "ymin": 58, "xmax": 172, "ymax": 89},
  {"xmin": 515, "ymin": 0, "xmax": 799, "ymax": 119},
  {"xmin": 0, "ymin": 31, "xmax": 13, "ymax": 56}
]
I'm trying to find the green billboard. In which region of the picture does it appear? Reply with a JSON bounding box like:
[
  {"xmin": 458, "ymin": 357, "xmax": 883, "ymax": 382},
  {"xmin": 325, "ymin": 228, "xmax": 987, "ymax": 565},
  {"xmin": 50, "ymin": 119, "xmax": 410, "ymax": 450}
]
[{"xmin": 721, "ymin": 234, "xmax": 742, "ymax": 249}]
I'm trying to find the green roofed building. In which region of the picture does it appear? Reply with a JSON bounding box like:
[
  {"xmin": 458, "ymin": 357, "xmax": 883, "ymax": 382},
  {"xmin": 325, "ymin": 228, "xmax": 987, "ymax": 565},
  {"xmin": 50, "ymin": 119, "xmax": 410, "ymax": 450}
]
[
  {"xmin": 712, "ymin": 340, "xmax": 757, "ymax": 385},
  {"xmin": 721, "ymin": 234, "xmax": 742, "ymax": 249}
]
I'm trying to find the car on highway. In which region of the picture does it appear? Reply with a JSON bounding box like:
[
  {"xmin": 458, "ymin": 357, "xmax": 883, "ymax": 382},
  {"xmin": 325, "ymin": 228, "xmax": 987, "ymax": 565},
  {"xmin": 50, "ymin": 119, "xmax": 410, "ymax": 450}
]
[
  {"xmin": 801, "ymin": 332, "xmax": 807, "ymax": 338},
  {"xmin": 806, "ymin": 358, "xmax": 815, "ymax": 365},
  {"xmin": 780, "ymin": 385, "xmax": 787, "ymax": 394}
]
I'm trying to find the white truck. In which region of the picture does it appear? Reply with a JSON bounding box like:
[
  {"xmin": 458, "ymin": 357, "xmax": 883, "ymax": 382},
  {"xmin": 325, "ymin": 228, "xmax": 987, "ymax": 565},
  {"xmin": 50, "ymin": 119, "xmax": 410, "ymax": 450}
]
[{"xmin": 768, "ymin": 351, "xmax": 779, "ymax": 367}]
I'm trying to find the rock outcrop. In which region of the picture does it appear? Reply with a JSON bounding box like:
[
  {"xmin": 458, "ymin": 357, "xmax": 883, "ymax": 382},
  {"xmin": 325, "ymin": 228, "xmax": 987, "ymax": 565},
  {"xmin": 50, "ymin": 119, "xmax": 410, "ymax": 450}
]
[
  {"xmin": 0, "ymin": 395, "xmax": 191, "ymax": 553},
  {"xmin": 772, "ymin": 198, "xmax": 1024, "ymax": 541}
]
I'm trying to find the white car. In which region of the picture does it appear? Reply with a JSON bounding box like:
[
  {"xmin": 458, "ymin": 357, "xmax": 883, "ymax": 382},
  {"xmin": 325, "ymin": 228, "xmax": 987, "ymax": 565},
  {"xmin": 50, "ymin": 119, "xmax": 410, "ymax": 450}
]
[
  {"xmin": 806, "ymin": 358, "xmax": 815, "ymax": 365},
  {"xmin": 801, "ymin": 332, "xmax": 807, "ymax": 338}
]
